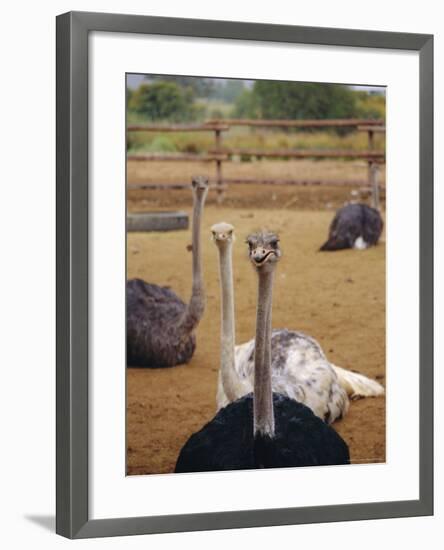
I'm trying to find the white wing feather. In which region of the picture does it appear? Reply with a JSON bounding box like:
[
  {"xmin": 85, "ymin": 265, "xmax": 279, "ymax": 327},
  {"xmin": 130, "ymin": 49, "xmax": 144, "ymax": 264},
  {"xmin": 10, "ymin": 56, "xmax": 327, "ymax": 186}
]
[{"xmin": 216, "ymin": 329, "xmax": 383, "ymax": 423}]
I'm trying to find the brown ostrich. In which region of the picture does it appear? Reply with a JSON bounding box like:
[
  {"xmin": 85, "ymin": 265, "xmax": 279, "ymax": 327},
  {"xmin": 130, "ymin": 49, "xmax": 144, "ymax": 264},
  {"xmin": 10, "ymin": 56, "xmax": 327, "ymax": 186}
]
[{"xmin": 126, "ymin": 176, "xmax": 208, "ymax": 368}]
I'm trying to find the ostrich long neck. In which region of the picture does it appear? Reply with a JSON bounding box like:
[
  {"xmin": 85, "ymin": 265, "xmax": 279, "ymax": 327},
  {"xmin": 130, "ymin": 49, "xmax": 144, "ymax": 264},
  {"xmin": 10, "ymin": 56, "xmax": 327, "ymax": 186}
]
[
  {"xmin": 217, "ymin": 241, "xmax": 240, "ymax": 402},
  {"xmin": 253, "ymin": 269, "xmax": 275, "ymax": 438},
  {"xmin": 178, "ymin": 193, "xmax": 205, "ymax": 335}
]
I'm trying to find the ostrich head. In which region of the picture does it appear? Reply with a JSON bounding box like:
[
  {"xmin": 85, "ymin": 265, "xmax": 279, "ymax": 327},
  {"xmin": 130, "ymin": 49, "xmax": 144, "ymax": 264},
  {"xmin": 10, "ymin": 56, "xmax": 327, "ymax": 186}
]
[
  {"xmin": 211, "ymin": 222, "xmax": 235, "ymax": 245},
  {"xmin": 191, "ymin": 175, "xmax": 209, "ymax": 201},
  {"xmin": 246, "ymin": 231, "xmax": 281, "ymax": 273}
]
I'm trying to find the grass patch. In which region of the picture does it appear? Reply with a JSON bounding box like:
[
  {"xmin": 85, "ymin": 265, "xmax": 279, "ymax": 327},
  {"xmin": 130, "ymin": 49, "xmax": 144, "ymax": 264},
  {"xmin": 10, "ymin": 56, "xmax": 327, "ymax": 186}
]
[{"xmin": 127, "ymin": 125, "xmax": 385, "ymax": 155}]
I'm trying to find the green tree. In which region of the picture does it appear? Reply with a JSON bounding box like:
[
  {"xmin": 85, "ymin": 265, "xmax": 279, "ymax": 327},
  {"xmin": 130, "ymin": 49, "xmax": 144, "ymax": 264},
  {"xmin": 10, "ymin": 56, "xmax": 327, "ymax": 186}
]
[
  {"xmin": 233, "ymin": 89, "xmax": 261, "ymax": 118},
  {"xmin": 211, "ymin": 79, "xmax": 246, "ymax": 102},
  {"xmin": 249, "ymin": 81, "xmax": 359, "ymax": 121},
  {"xmin": 148, "ymin": 76, "xmax": 214, "ymax": 98},
  {"xmin": 128, "ymin": 81, "xmax": 195, "ymax": 121},
  {"xmin": 126, "ymin": 87, "xmax": 133, "ymax": 105}
]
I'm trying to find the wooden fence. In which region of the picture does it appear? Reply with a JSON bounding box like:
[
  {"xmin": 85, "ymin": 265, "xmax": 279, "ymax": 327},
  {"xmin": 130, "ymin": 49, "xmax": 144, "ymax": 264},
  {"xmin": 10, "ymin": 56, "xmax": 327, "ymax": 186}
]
[{"xmin": 127, "ymin": 118, "xmax": 385, "ymax": 202}]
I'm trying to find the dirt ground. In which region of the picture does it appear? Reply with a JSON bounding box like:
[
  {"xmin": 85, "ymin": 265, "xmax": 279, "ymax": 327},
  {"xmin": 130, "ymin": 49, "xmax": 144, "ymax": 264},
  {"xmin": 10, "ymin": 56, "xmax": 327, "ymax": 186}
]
[
  {"xmin": 126, "ymin": 178, "xmax": 386, "ymax": 474},
  {"xmin": 127, "ymin": 159, "xmax": 386, "ymax": 212}
]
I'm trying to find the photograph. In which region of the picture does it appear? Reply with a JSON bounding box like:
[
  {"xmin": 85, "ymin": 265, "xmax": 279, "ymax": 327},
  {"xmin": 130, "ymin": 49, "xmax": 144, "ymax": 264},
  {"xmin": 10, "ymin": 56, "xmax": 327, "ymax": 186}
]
[{"xmin": 125, "ymin": 73, "xmax": 387, "ymax": 475}]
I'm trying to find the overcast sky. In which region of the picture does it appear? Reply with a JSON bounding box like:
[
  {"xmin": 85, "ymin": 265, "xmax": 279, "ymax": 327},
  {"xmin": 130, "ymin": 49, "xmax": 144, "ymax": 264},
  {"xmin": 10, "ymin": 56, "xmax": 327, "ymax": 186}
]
[{"xmin": 126, "ymin": 73, "xmax": 385, "ymax": 94}]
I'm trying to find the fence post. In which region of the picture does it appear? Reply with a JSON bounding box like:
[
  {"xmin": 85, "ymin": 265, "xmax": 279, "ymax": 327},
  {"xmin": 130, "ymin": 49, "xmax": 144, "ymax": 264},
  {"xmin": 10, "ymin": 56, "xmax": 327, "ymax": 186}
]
[
  {"xmin": 214, "ymin": 126, "xmax": 224, "ymax": 203},
  {"xmin": 367, "ymin": 128, "xmax": 374, "ymax": 189},
  {"xmin": 370, "ymin": 162, "xmax": 380, "ymax": 210}
]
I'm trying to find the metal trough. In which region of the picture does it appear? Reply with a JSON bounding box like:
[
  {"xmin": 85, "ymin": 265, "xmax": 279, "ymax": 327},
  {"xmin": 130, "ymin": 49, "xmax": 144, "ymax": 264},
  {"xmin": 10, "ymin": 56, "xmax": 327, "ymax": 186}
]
[{"xmin": 127, "ymin": 211, "xmax": 189, "ymax": 232}]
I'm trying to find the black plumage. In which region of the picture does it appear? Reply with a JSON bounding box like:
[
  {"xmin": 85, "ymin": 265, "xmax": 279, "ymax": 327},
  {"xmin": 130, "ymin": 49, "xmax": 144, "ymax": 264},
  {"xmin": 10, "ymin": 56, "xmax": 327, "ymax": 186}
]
[
  {"xmin": 175, "ymin": 393, "xmax": 350, "ymax": 473},
  {"xmin": 127, "ymin": 279, "xmax": 196, "ymax": 368},
  {"xmin": 320, "ymin": 203, "xmax": 383, "ymax": 251}
]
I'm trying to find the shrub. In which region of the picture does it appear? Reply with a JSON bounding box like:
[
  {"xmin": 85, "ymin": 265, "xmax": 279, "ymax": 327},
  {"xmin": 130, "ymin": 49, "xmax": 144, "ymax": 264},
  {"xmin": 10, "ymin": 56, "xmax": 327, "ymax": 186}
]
[
  {"xmin": 128, "ymin": 81, "xmax": 195, "ymax": 121},
  {"xmin": 146, "ymin": 136, "xmax": 177, "ymax": 153},
  {"xmin": 355, "ymin": 91, "xmax": 386, "ymax": 120}
]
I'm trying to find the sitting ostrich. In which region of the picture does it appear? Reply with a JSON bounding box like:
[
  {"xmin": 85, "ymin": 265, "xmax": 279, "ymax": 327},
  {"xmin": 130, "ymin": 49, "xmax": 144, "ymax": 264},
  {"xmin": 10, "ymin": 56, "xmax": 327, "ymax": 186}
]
[
  {"xmin": 320, "ymin": 164, "xmax": 383, "ymax": 251},
  {"xmin": 211, "ymin": 223, "xmax": 384, "ymax": 422},
  {"xmin": 175, "ymin": 232, "xmax": 349, "ymax": 472},
  {"xmin": 126, "ymin": 176, "xmax": 208, "ymax": 368}
]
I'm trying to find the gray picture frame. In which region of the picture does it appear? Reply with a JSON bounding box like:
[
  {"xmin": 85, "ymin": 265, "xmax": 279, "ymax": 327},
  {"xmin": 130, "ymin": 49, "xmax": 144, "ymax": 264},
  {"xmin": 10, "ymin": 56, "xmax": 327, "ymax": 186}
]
[{"xmin": 56, "ymin": 10, "xmax": 434, "ymax": 539}]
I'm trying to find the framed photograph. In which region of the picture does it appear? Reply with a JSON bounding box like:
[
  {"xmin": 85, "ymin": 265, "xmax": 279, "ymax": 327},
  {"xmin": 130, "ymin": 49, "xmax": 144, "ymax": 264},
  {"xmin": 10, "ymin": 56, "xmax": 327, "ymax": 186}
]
[{"xmin": 56, "ymin": 11, "xmax": 433, "ymax": 539}]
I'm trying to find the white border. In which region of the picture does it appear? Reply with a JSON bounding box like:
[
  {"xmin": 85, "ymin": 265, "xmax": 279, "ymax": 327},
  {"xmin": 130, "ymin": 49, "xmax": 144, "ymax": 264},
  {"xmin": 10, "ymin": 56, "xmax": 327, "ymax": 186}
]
[{"xmin": 89, "ymin": 32, "xmax": 419, "ymax": 520}]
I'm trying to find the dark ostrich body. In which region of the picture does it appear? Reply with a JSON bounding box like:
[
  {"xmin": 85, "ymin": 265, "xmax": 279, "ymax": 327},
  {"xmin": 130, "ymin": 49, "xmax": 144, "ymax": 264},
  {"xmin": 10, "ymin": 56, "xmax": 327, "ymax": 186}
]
[
  {"xmin": 127, "ymin": 279, "xmax": 199, "ymax": 367},
  {"xmin": 175, "ymin": 393, "xmax": 349, "ymax": 472},
  {"xmin": 126, "ymin": 177, "xmax": 208, "ymax": 368},
  {"xmin": 175, "ymin": 231, "xmax": 350, "ymax": 473},
  {"xmin": 320, "ymin": 203, "xmax": 383, "ymax": 251}
]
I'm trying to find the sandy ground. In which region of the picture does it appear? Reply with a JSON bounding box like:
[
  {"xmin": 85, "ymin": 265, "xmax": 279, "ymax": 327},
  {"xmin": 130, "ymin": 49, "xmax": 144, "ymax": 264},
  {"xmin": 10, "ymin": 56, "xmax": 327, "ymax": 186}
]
[{"xmin": 126, "ymin": 201, "xmax": 386, "ymax": 475}]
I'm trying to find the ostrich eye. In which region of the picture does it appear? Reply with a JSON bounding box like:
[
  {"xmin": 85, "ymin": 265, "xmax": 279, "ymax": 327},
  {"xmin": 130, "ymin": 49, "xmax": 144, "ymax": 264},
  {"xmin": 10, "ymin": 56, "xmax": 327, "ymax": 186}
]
[{"xmin": 269, "ymin": 238, "xmax": 279, "ymax": 247}]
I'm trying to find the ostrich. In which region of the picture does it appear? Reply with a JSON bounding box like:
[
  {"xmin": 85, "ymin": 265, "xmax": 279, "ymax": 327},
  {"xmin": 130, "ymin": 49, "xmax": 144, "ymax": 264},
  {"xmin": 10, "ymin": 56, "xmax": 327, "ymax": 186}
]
[
  {"xmin": 320, "ymin": 164, "xmax": 383, "ymax": 251},
  {"xmin": 211, "ymin": 223, "xmax": 384, "ymax": 422},
  {"xmin": 126, "ymin": 176, "xmax": 208, "ymax": 368},
  {"xmin": 175, "ymin": 232, "xmax": 350, "ymax": 472}
]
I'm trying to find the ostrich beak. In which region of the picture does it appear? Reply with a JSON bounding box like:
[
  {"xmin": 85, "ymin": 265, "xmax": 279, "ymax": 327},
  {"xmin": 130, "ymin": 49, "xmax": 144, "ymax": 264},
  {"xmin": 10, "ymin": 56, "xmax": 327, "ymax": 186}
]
[
  {"xmin": 251, "ymin": 248, "xmax": 276, "ymax": 266},
  {"xmin": 191, "ymin": 176, "xmax": 209, "ymax": 191},
  {"xmin": 211, "ymin": 223, "xmax": 235, "ymax": 243}
]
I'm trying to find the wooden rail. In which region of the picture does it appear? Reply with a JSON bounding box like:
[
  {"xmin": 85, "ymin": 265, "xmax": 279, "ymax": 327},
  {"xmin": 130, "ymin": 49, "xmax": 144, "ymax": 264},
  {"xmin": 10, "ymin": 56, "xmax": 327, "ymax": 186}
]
[
  {"xmin": 128, "ymin": 179, "xmax": 385, "ymax": 190},
  {"xmin": 211, "ymin": 148, "xmax": 385, "ymax": 160},
  {"xmin": 128, "ymin": 182, "xmax": 226, "ymax": 190},
  {"xmin": 127, "ymin": 123, "xmax": 228, "ymax": 132},
  {"xmin": 357, "ymin": 125, "xmax": 386, "ymax": 132},
  {"xmin": 127, "ymin": 118, "xmax": 385, "ymax": 201},
  {"xmin": 127, "ymin": 153, "xmax": 227, "ymax": 162},
  {"xmin": 221, "ymin": 177, "xmax": 383, "ymax": 187},
  {"xmin": 206, "ymin": 118, "xmax": 383, "ymax": 128}
]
